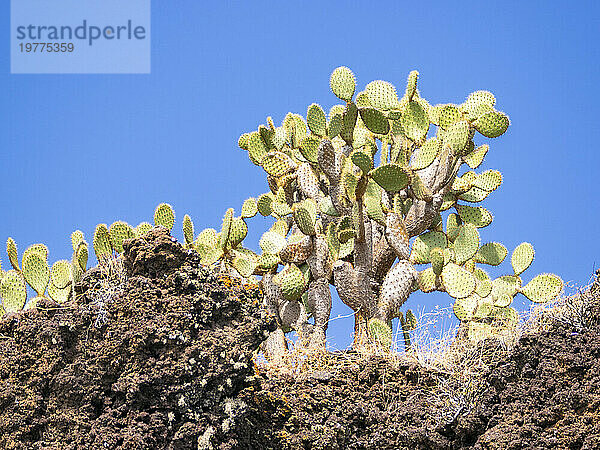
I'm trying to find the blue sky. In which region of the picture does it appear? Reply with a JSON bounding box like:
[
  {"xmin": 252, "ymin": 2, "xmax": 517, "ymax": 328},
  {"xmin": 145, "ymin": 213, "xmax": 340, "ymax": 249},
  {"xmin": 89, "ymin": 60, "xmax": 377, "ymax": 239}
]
[{"xmin": 2, "ymin": 1, "xmax": 599, "ymax": 349}]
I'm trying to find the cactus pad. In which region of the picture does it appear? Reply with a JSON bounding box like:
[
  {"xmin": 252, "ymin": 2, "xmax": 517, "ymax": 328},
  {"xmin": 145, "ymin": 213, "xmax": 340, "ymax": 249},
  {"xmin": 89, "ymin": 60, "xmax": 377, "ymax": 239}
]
[
  {"xmin": 22, "ymin": 253, "xmax": 49, "ymax": 296},
  {"xmin": 50, "ymin": 259, "xmax": 72, "ymax": 290},
  {"xmin": 411, "ymin": 138, "xmax": 440, "ymax": 170},
  {"xmin": 453, "ymin": 295, "xmax": 478, "ymax": 321},
  {"xmin": 370, "ymin": 164, "xmax": 411, "ymax": 192},
  {"xmin": 401, "ymin": 101, "xmax": 429, "ymax": 143},
  {"xmin": 365, "ymin": 80, "xmax": 398, "ymax": 110},
  {"xmin": 520, "ymin": 273, "xmax": 563, "ymax": 303},
  {"xmin": 359, "ymin": 107, "xmax": 390, "ymax": 135},
  {"xmin": 330, "ymin": 67, "xmax": 356, "ymax": 102},
  {"xmin": 261, "ymin": 151, "xmax": 296, "ymax": 177},
  {"xmin": 463, "ymin": 144, "xmax": 489, "ymax": 169},
  {"xmin": 274, "ymin": 264, "xmax": 306, "ymax": 301},
  {"xmin": 475, "ymin": 242, "xmax": 508, "ymax": 266},
  {"xmin": 307, "ymin": 103, "xmax": 327, "ymax": 136},
  {"xmin": 410, "ymin": 231, "xmax": 447, "ymax": 264},
  {"xmin": 368, "ymin": 318, "xmax": 392, "ymax": 348},
  {"xmin": 474, "ymin": 170, "xmax": 502, "ymax": 192},
  {"xmin": 0, "ymin": 270, "xmax": 27, "ymax": 312},
  {"xmin": 6, "ymin": 237, "xmax": 19, "ymax": 271},
  {"xmin": 259, "ymin": 231, "xmax": 287, "ymax": 255},
  {"xmin": 511, "ymin": 242, "xmax": 535, "ymax": 275},
  {"xmin": 474, "ymin": 111, "xmax": 510, "ymax": 138},
  {"xmin": 456, "ymin": 204, "xmax": 493, "ymax": 228},
  {"xmin": 93, "ymin": 224, "xmax": 112, "ymax": 261},
  {"xmin": 441, "ymin": 263, "xmax": 476, "ymax": 299},
  {"xmin": 109, "ymin": 221, "xmax": 134, "ymax": 254},
  {"xmin": 71, "ymin": 230, "xmax": 85, "ymax": 251},
  {"xmin": 154, "ymin": 203, "xmax": 175, "ymax": 231},
  {"xmin": 135, "ymin": 222, "xmax": 153, "ymax": 237},
  {"xmin": 453, "ymin": 223, "xmax": 480, "ymax": 264},
  {"xmin": 183, "ymin": 215, "xmax": 195, "ymax": 247}
]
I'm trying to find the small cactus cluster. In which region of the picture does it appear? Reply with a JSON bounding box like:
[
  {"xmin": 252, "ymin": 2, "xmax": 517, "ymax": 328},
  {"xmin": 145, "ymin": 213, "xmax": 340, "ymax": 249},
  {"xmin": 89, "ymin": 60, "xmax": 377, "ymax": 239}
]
[{"xmin": 0, "ymin": 203, "xmax": 179, "ymax": 317}]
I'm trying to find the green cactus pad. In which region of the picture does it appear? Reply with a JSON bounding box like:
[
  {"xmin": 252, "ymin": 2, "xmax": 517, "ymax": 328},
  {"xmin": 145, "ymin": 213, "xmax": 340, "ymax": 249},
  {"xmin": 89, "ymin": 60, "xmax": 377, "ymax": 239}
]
[
  {"xmin": 350, "ymin": 150, "xmax": 373, "ymax": 175},
  {"xmin": 270, "ymin": 219, "xmax": 290, "ymax": 236},
  {"xmin": 365, "ymin": 80, "xmax": 398, "ymax": 110},
  {"xmin": 307, "ymin": 103, "xmax": 327, "ymax": 136},
  {"xmin": 410, "ymin": 173, "xmax": 433, "ymax": 202},
  {"xmin": 444, "ymin": 120, "xmax": 470, "ymax": 154},
  {"xmin": 475, "ymin": 242, "xmax": 508, "ymax": 266},
  {"xmin": 22, "ymin": 253, "xmax": 49, "ymax": 296},
  {"xmin": 22, "ymin": 244, "xmax": 49, "ymax": 264},
  {"xmin": 461, "ymin": 91, "xmax": 496, "ymax": 120},
  {"xmin": 261, "ymin": 151, "xmax": 296, "ymax": 177},
  {"xmin": 293, "ymin": 200, "xmax": 317, "ymax": 236},
  {"xmin": 108, "ymin": 221, "xmax": 134, "ymax": 254},
  {"xmin": 405, "ymin": 309, "xmax": 417, "ymax": 329},
  {"xmin": 430, "ymin": 247, "xmax": 445, "ymax": 276},
  {"xmin": 327, "ymin": 113, "xmax": 343, "ymax": 139},
  {"xmin": 454, "ymin": 224, "xmax": 480, "ymax": 264},
  {"xmin": 257, "ymin": 253, "xmax": 280, "ymax": 271},
  {"xmin": 50, "ymin": 260, "xmax": 71, "ymax": 290},
  {"xmin": 368, "ymin": 318, "xmax": 392, "ymax": 348},
  {"xmin": 520, "ymin": 273, "xmax": 563, "ymax": 303},
  {"xmin": 195, "ymin": 228, "xmax": 217, "ymax": 249},
  {"xmin": 359, "ymin": 107, "xmax": 390, "ymax": 135},
  {"xmin": 6, "ymin": 237, "xmax": 19, "ymax": 271},
  {"xmin": 182, "ymin": 215, "xmax": 194, "ymax": 247},
  {"xmin": 473, "ymin": 110, "xmax": 510, "ymax": 138},
  {"xmin": 218, "ymin": 208, "xmax": 234, "ymax": 249},
  {"xmin": 364, "ymin": 182, "xmax": 385, "ymax": 225},
  {"xmin": 154, "ymin": 203, "xmax": 175, "ymax": 231},
  {"xmin": 405, "ymin": 70, "xmax": 419, "ymax": 101},
  {"xmin": 463, "ymin": 144, "xmax": 489, "ymax": 169},
  {"xmin": 299, "ymin": 135, "xmax": 320, "ymax": 164},
  {"xmin": 0, "ymin": 270, "xmax": 27, "ymax": 312},
  {"xmin": 232, "ymin": 254, "xmax": 257, "ymax": 278},
  {"xmin": 446, "ymin": 213, "xmax": 462, "ymax": 242},
  {"xmin": 441, "ymin": 263, "xmax": 476, "ymax": 299},
  {"xmin": 511, "ymin": 242, "xmax": 535, "ymax": 276},
  {"xmin": 453, "ymin": 295, "xmax": 478, "ymax": 321},
  {"xmin": 135, "ymin": 222, "xmax": 153, "ymax": 237},
  {"xmin": 71, "ymin": 230, "xmax": 85, "ymax": 251},
  {"xmin": 355, "ymin": 90, "xmax": 371, "ymax": 108},
  {"xmin": 330, "ymin": 66, "xmax": 356, "ymax": 101},
  {"xmin": 494, "ymin": 293, "xmax": 513, "ymax": 308},
  {"xmin": 339, "ymin": 238, "xmax": 355, "ymax": 259},
  {"xmin": 410, "ymin": 231, "xmax": 447, "ymax": 264},
  {"xmin": 200, "ymin": 247, "xmax": 224, "ymax": 266},
  {"xmin": 228, "ymin": 217, "xmax": 248, "ymax": 248},
  {"xmin": 272, "ymin": 200, "xmax": 293, "ymax": 218},
  {"xmin": 326, "ymin": 222, "xmax": 340, "ymax": 262},
  {"xmin": 411, "ymin": 138, "xmax": 440, "ymax": 170},
  {"xmin": 474, "ymin": 268, "xmax": 493, "ymax": 297},
  {"xmin": 47, "ymin": 279, "xmax": 71, "ymax": 304},
  {"xmin": 238, "ymin": 132, "xmax": 250, "ymax": 150},
  {"xmin": 456, "ymin": 204, "xmax": 493, "ymax": 228},
  {"xmin": 76, "ymin": 243, "xmax": 88, "ymax": 272},
  {"xmin": 491, "ymin": 275, "xmax": 521, "ymax": 301},
  {"xmin": 274, "ymin": 264, "xmax": 306, "ymax": 302},
  {"xmin": 459, "ymin": 187, "xmax": 490, "ymax": 203},
  {"xmin": 240, "ymin": 198, "xmax": 258, "ymax": 219},
  {"xmin": 473, "ymin": 170, "xmax": 502, "ymax": 192},
  {"xmin": 247, "ymin": 131, "xmax": 269, "ymax": 165},
  {"xmin": 401, "ymin": 101, "xmax": 429, "ymax": 144},
  {"xmin": 257, "ymin": 193, "xmax": 275, "ymax": 216},
  {"xmin": 93, "ymin": 224, "xmax": 112, "ymax": 261},
  {"xmin": 259, "ymin": 231, "xmax": 287, "ymax": 254},
  {"xmin": 437, "ymin": 104, "xmax": 462, "ymax": 129},
  {"xmin": 418, "ymin": 267, "xmax": 437, "ymax": 293},
  {"xmin": 370, "ymin": 164, "xmax": 411, "ymax": 192}
]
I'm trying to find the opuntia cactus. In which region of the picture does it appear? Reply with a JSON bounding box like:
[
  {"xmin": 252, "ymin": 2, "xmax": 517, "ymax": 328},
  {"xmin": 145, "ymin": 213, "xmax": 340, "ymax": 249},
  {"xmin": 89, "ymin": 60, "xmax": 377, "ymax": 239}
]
[{"xmin": 221, "ymin": 66, "xmax": 563, "ymax": 357}]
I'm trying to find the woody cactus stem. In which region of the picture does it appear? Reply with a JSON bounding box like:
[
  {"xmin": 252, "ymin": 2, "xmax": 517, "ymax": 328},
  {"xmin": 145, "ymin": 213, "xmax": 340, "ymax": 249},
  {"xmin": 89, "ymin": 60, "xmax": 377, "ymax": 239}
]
[{"xmin": 228, "ymin": 66, "xmax": 563, "ymax": 358}]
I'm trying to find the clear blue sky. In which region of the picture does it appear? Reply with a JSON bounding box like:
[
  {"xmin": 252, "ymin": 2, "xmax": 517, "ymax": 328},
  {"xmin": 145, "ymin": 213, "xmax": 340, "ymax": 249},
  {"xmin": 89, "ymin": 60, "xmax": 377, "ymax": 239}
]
[{"xmin": 2, "ymin": 1, "xmax": 599, "ymax": 349}]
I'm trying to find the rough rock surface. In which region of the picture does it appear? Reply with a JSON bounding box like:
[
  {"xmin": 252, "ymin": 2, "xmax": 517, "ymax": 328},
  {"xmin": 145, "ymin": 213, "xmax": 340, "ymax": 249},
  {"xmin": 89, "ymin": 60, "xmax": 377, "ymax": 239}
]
[{"xmin": 0, "ymin": 228, "xmax": 598, "ymax": 449}]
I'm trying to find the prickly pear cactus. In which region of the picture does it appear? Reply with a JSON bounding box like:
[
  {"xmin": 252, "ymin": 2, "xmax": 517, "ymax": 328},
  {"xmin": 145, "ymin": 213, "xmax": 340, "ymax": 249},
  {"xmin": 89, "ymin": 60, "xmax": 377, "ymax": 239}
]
[{"xmin": 225, "ymin": 66, "xmax": 563, "ymax": 357}]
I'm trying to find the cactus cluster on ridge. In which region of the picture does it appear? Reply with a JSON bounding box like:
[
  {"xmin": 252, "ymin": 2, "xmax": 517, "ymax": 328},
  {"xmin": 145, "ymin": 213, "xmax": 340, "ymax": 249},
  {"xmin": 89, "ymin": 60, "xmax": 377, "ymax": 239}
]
[{"xmin": 0, "ymin": 68, "xmax": 563, "ymax": 360}]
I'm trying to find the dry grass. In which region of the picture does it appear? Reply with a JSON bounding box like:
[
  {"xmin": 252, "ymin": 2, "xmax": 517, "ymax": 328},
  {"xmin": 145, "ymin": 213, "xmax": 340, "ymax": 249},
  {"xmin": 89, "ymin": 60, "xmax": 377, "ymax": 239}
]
[{"xmin": 85, "ymin": 254, "xmax": 128, "ymax": 327}]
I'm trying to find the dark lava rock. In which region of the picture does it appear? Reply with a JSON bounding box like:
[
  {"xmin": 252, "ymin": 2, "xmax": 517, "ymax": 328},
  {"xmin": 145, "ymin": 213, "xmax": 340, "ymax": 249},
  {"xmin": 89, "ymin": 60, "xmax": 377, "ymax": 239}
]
[{"xmin": 0, "ymin": 228, "xmax": 274, "ymax": 449}]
